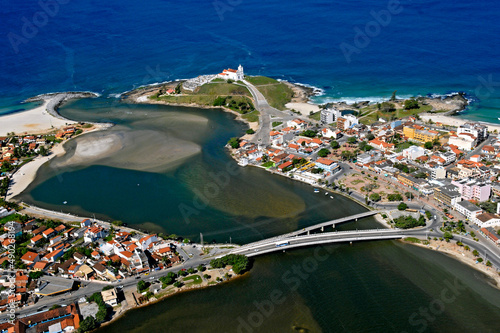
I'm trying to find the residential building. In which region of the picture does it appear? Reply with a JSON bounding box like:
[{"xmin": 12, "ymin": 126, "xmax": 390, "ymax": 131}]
[
  {"xmin": 320, "ymin": 108, "xmax": 341, "ymax": 124},
  {"xmin": 11, "ymin": 303, "xmax": 81, "ymax": 333},
  {"xmin": 452, "ymin": 178, "xmax": 491, "ymax": 202},
  {"xmin": 101, "ymin": 288, "xmax": 119, "ymax": 306},
  {"xmin": 315, "ymin": 158, "xmax": 338, "ymax": 172},
  {"xmin": 402, "ymin": 146, "xmax": 425, "ymax": 160},
  {"xmin": 454, "ymin": 200, "xmax": 482, "ymax": 220},
  {"xmin": 474, "ymin": 212, "xmax": 500, "ymax": 227},
  {"xmin": 434, "ymin": 184, "xmax": 461, "ymax": 207},
  {"xmin": 337, "ymin": 114, "xmax": 358, "ymax": 130},
  {"xmin": 430, "ymin": 166, "xmax": 446, "ymax": 180},
  {"xmin": 403, "ymin": 126, "xmax": 439, "ymax": 142},
  {"xmin": 457, "ymin": 122, "xmax": 488, "ymax": 143},
  {"xmin": 448, "ymin": 134, "xmax": 477, "ymax": 151}
]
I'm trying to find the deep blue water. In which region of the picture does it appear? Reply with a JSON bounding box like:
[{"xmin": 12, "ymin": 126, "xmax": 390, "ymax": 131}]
[{"xmin": 1, "ymin": 0, "xmax": 500, "ymax": 121}]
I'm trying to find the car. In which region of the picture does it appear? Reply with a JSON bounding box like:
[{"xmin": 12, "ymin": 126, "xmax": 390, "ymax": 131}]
[
  {"xmin": 135, "ymin": 276, "xmax": 141, "ymax": 279},
  {"xmin": 145, "ymin": 272, "xmax": 149, "ymax": 276},
  {"xmin": 118, "ymin": 285, "xmax": 124, "ymax": 289}
]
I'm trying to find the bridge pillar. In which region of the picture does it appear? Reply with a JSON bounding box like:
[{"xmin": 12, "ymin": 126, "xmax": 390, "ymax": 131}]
[
  {"xmin": 355, "ymin": 218, "xmax": 358, "ymax": 222},
  {"xmin": 350, "ymin": 241, "xmax": 352, "ymax": 245},
  {"xmin": 321, "ymin": 226, "xmax": 324, "ymax": 232},
  {"xmin": 307, "ymin": 230, "xmax": 310, "ymax": 235}
]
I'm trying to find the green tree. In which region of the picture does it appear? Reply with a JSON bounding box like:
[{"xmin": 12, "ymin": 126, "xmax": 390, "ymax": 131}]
[
  {"xmin": 227, "ymin": 137, "xmax": 240, "ymax": 149},
  {"xmin": 425, "ymin": 211, "xmax": 432, "ymax": 219},
  {"xmin": 174, "ymin": 281, "xmax": 183, "ymax": 288},
  {"xmin": 78, "ymin": 316, "xmax": 97, "ymax": 333},
  {"xmin": 381, "ymin": 102, "xmax": 396, "ymax": 112},
  {"xmin": 187, "ymin": 267, "xmax": 196, "ymax": 274},
  {"xmin": 246, "ymin": 128, "xmax": 255, "ymax": 134},
  {"xmin": 213, "ymin": 96, "xmax": 227, "ymax": 106},
  {"xmin": 366, "ymin": 133, "xmax": 375, "ymax": 141},
  {"xmin": 390, "ymin": 90, "xmax": 397, "ymax": 101},
  {"xmin": 369, "ymin": 193, "xmax": 381, "ymax": 202},
  {"xmin": 197, "ymin": 264, "xmax": 205, "ymax": 272},
  {"xmin": 301, "ymin": 130, "xmax": 317, "ymax": 138},
  {"xmin": 404, "ymin": 98, "xmax": 419, "ymax": 110},
  {"xmin": 347, "ymin": 137, "xmax": 357, "ymax": 144},
  {"xmin": 486, "ymin": 260, "xmax": 492, "ymax": 267},
  {"xmin": 210, "ymin": 254, "xmax": 251, "ymax": 275},
  {"xmin": 174, "ymin": 83, "xmax": 181, "ymax": 94},
  {"xmin": 397, "ymin": 202, "xmax": 408, "ymax": 211},
  {"xmin": 330, "ymin": 141, "xmax": 340, "ymax": 149},
  {"xmin": 424, "ymin": 141, "xmax": 433, "ymax": 149},
  {"xmin": 405, "ymin": 192, "xmax": 414, "ymax": 200},
  {"xmin": 317, "ymin": 148, "xmax": 330, "ymax": 157},
  {"xmin": 388, "ymin": 193, "xmax": 403, "ymax": 201},
  {"xmin": 137, "ymin": 280, "xmax": 147, "ymax": 293},
  {"xmin": 443, "ymin": 232, "xmax": 453, "ymax": 242},
  {"xmin": 472, "ymin": 250, "xmax": 479, "ymax": 257}
]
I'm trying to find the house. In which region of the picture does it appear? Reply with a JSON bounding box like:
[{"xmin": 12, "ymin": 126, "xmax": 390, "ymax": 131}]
[
  {"xmin": 315, "ymin": 158, "xmax": 338, "ymax": 172},
  {"xmin": 369, "ymin": 138, "xmax": 394, "ymax": 151},
  {"xmin": 81, "ymin": 219, "xmax": 92, "ymax": 228},
  {"xmin": 402, "ymin": 146, "xmax": 425, "ymax": 160},
  {"xmin": 30, "ymin": 234, "xmax": 43, "ymax": 245},
  {"xmin": 21, "ymin": 251, "xmax": 40, "ymax": 265},
  {"xmin": 479, "ymin": 228, "xmax": 500, "ymax": 245},
  {"xmin": 33, "ymin": 261, "xmax": 48, "ymax": 271},
  {"xmin": 101, "ymin": 288, "xmax": 119, "ymax": 306},
  {"xmin": 137, "ymin": 234, "xmax": 159, "ymax": 251},
  {"xmin": 217, "ymin": 65, "xmax": 244, "ymax": 81},
  {"xmin": 278, "ymin": 161, "xmax": 293, "ymax": 172},
  {"xmin": 287, "ymin": 119, "xmax": 307, "ymax": 129},
  {"xmin": 42, "ymin": 228, "xmax": 56, "ymax": 239},
  {"xmin": 474, "ymin": 212, "xmax": 500, "ymax": 228},
  {"xmin": 11, "ymin": 303, "xmax": 81, "ymax": 333},
  {"xmin": 42, "ymin": 249, "xmax": 64, "ymax": 263},
  {"xmin": 84, "ymin": 225, "xmax": 107, "ymax": 243}
]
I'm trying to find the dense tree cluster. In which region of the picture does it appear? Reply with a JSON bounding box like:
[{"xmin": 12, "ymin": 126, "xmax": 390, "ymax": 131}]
[
  {"xmin": 210, "ymin": 254, "xmax": 250, "ymax": 275},
  {"xmin": 393, "ymin": 215, "xmax": 425, "ymax": 229}
]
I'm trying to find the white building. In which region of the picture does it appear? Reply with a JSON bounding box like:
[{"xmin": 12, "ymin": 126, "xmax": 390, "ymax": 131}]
[
  {"xmin": 448, "ymin": 134, "xmax": 477, "ymax": 151},
  {"xmin": 320, "ymin": 128, "xmax": 340, "ymax": 139},
  {"xmin": 457, "ymin": 122, "xmax": 488, "ymax": 143},
  {"xmin": 402, "ymin": 146, "xmax": 425, "ymax": 160},
  {"xmin": 440, "ymin": 151, "xmax": 456, "ymax": 165},
  {"xmin": 218, "ymin": 65, "xmax": 244, "ymax": 81},
  {"xmin": 454, "ymin": 200, "xmax": 482, "ymax": 221},
  {"xmin": 430, "ymin": 166, "xmax": 446, "ymax": 179},
  {"xmin": 338, "ymin": 114, "xmax": 358, "ymax": 130},
  {"xmin": 474, "ymin": 212, "xmax": 500, "ymax": 228},
  {"xmin": 320, "ymin": 108, "xmax": 341, "ymax": 124}
]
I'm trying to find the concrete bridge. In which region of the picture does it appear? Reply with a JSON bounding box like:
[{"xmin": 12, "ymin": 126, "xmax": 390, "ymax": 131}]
[{"xmin": 230, "ymin": 229, "xmax": 413, "ymax": 257}]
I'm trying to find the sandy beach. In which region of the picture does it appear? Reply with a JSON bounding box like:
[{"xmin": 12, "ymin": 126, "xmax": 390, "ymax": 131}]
[
  {"xmin": 285, "ymin": 102, "xmax": 320, "ymax": 116},
  {"xmin": 0, "ymin": 99, "xmax": 76, "ymax": 136},
  {"xmin": 420, "ymin": 113, "xmax": 500, "ymax": 132},
  {"xmin": 6, "ymin": 143, "xmax": 66, "ymax": 200}
]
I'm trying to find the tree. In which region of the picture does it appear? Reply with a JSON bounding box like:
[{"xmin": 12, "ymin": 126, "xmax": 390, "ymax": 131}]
[
  {"xmin": 197, "ymin": 264, "xmax": 205, "ymax": 272},
  {"xmin": 405, "ymin": 192, "xmax": 414, "ymax": 200},
  {"xmin": 317, "ymin": 148, "xmax": 330, "ymax": 157},
  {"xmin": 369, "ymin": 193, "xmax": 381, "ymax": 202},
  {"xmin": 78, "ymin": 316, "xmax": 97, "ymax": 333},
  {"xmin": 425, "ymin": 211, "xmax": 432, "ymax": 220},
  {"xmin": 388, "ymin": 193, "xmax": 403, "ymax": 201},
  {"xmin": 404, "ymin": 98, "xmax": 419, "ymax": 110},
  {"xmin": 137, "ymin": 280, "xmax": 147, "ymax": 293},
  {"xmin": 174, "ymin": 281, "xmax": 183, "ymax": 288},
  {"xmin": 227, "ymin": 137, "xmax": 240, "ymax": 149},
  {"xmin": 443, "ymin": 232, "xmax": 453, "ymax": 242},
  {"xmin": 472, "ymin": 249, "xmax": 479, "ymax": 257},
  {"xmin": 477, "ymin": 258, "xmax": 483, "ymax": 263},
  {"xmin": 246, "ymin": 128, "xmax": 255, "ymax": 134},
  {"xmin": 390, "ymin": 90, "xmax": 397, "ymax": 101},
  {"xmin": 424, "ymin": 141, "xmax": 433, "ymax": 150},
  {"xmin": 187, "ymin": 267, "xmax": 196, "ymax": 274},
  {"xmin": 397, "ymin": 202, "xmax": 408, "ymax": 211},
  {"xmin": 330, "ymin": 141, "xmax": 340, "ymax": 149},
  {"xmin": 347, "ymin": 137, "xmax": 357, "ymax": 144},
  {"xmin": 210, "ymin": 254, "xmax": 250, "ymax": 275},
  {"xmin": 486, "ymin": 260, "xmax": 492, "ymax": 267},
  {"xmin": 381, "ymin": 102, "xmax": 396, "ymax": 112},
  {"xmin": 393, "ymin": 215, "xmax": 425, "ymax": 229},
  {"xmin": 174, "ymin": 83, "xmax": 181, "ymax": 94},
  {"xmin": 203, "ymin": 274, "xmax": 210, "ymax": 279},
  {"xmin": 213, "ymin": 96, "xmax": 227, "ymax": 106},
  {"xmin": 366, "ymin": 133, "xmax": 375, "ymax": 141},
  {"xmin": 301, "ymin": 130, "xmax": 317, "ymax": 138},
  {"xmin": 50, "ymin": 304, "xmax": 61, "ymax": 310}
]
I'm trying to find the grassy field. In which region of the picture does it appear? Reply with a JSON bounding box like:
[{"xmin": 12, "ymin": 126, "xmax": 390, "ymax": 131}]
[
  {"xmin": 272, "ymin": 121, "xmax": 283, "ymax": 127},
  {"xmin": 196, "ymin": 83, "xmax": 251, "ymax": 97},
  {"xmin": 245, "ymin": 76, "xmax": 293, "ymax": 110},
  {"xmin": 183, "ymin": 275, "xmax": 202, "ymax": 286},
  {"xmin": 359, "ymin": 104, "xmax": 433, "ymax": 125},
  {"xmin": 242, "ymin": 110, "xmax": 260, "ymax": 123},
  {"xmin": 309, "ymin": 111, "xmax": 321, "ymax": 121}
]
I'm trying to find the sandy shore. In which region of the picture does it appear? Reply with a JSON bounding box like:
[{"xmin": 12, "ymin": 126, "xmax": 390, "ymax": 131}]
[
  {"xmin": 406, "ymin": 239, "xmax": 500, "ymax": 288},
  {"xmin": 420, "ymin": 113, "xmax": 500, "ymax": 132},
  {"xmin": 0, "ymin": 99, "xmax": 76, "ymax": 136},
  {"xmin": 6, "ymin": 143, "xmax": 66, "ymax": 200},
  {"xmin": 285, "ymin": 102, "xmax": 320, "ymax": 116}
]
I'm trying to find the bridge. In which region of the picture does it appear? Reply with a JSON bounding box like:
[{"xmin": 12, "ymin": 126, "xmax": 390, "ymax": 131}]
[
  {"xmin": 226, "ymin": 210, "xmax": 422, "ymax": 257},
  {"xmin": 230, "ymin": 229, "xmax": 413, "ymax": 257}
]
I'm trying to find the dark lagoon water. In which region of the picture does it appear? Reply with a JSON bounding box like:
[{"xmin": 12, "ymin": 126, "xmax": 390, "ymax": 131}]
[{"xmin": 19, "ymin": 99, "xmax": 500, "ymax": 332}]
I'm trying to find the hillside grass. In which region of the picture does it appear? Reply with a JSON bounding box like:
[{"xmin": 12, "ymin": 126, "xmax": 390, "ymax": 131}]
[{"xmin": 246, "ymin": 76, "xmax": 293, "ymax": 110}]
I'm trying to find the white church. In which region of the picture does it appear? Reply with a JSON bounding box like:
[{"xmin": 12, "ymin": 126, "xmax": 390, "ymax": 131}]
[{"xmin": 218, "ymin": 65, "xmax": 244, "ymax": 81}]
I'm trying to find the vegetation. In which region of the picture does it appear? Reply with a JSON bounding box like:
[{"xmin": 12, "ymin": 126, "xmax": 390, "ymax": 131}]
[
  {"xmin": 227, "ymin": 137, "xmax": 241, "ymax": 149},
  {"xmin": 480, "ymin": 201, "xmax": 497, "ymax": 214},
  {"xmin": 330, "ymin": 141, "xmax": 340, "ymax": 149},
  {"xmin": 388, "ymin": 193, "xmax": 403, "ymax": 202},
  {"xmin": 246, "ymin": 128, "xmax": 255, "ymax": 134},
  {"xmin": 210, "ymin": 254, "xmax": 251, "ymax": 274},
  {"xmin": 317, "ymin": 148, "xmax": 330, "ymax": 157},
  {"xmin": 301, "ymin": 130, "xmax": 317, "ymax": 138},
  {"xmin": 137, "ymin": 280, "xmax": 148, "ymax": 293},
  {"xmin": 369, "ymin": 193, "xmax": 381, "ymax": 202},
  {"xmin": 347, "ymin": 137, "xmax": 357, "ymax": 144},
  {"xmin": 397, "ymin": 202, "xmax": 408, "ymax": 210},
  {"xmin": 393, "ymin": 215, "xmax": 425, "ymax": 229},
  {"xmin": 272, "ymin": 121, "xmax": 283, "ymax": 127},
  {"xmin": 404, "ymin": 98, "xmax": 419, "ymax": 110},
  {"xmin": 245, "ymin": 76, "xmax": 294, "ymax": 110}
]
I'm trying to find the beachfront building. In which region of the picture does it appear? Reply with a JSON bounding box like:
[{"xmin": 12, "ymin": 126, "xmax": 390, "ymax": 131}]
[
  {"xmin": 457, "ymin": 122, "xmax": 488, "ymax": 143},
  {"xmin": 433, "ymin": 184, "xmax": 461, "ymax": 207},
  {"xmin": 218, "ymin": 65, "xmax": 244, "ymax": 81},
  {"xmin": 320, "ymin": 108, "xmax": 341, "ymax": 124}
]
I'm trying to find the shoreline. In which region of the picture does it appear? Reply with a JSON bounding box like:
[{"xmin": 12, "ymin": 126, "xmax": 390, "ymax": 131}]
[{"xmin": 403, "ymin": 239, "xmax": 500, "ymax": 289}]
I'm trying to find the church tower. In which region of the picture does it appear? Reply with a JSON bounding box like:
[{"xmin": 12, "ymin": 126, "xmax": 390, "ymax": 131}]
[{"xmin": 237, "ymin": 64, "xmax": 244, "ymax": 80}]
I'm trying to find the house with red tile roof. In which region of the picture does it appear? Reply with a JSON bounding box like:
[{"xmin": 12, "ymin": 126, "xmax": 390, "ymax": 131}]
[{"xmin": 21, "ymin": 251, "xmax": 40, "ymax": 265}]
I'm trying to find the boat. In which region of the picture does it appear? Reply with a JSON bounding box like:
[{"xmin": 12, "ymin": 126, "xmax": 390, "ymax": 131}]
[
  {"xmin": 330, "ymin": 196, "xmax": 334, "ymax": 199},
  {"xmin": 63, "ymin": 201, "xmax": 67, "ymax": 204},
  {"xmin": 325, "ymin": 192, "xmax": 328, "ymax": 195},
  {"xmin": 314, "ymin": 188, "xmax": 319, "ymax": 193}
]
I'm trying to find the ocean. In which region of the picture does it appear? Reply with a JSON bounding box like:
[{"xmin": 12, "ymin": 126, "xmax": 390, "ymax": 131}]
[{"xmin": 1, "ymin": 0, "xmax": 500, "ymax": 121}]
